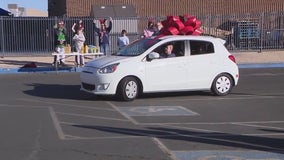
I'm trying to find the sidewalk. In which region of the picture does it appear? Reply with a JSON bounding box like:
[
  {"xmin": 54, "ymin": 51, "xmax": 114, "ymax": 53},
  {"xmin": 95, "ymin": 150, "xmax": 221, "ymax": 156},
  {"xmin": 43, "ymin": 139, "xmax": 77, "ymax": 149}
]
[
  {"xmin": 0, "ymin": 55, "xmax": 75, "ymax": 69},
  {"xmin": 1, "ymin": 50, "xmax": 284, "ymax": 72},
  {"xmin": 232, "ymin": 50, "xmax": 284, "ymax": 64}
]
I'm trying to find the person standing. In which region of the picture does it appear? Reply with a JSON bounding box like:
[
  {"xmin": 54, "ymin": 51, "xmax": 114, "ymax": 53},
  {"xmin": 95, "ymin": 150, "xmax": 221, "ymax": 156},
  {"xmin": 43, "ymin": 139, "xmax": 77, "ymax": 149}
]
[
  {"xmin": 73, "ymin": 27, "xmax": 86, "ymax": 66},
  {"xmin": 153, "ymin": 21, "xmax": 164, "ymax": 36},
  {"xmin": 93, "ymin": 17, "xmax": 112, "ymax": 56},
  {"xmin": 117, "ymin": 29, "xmax": 129, "ymax": 50},
  {"xmin": 53, "ymin": 20, "xmax": 67, "ymax": 66},
  {"xmin": 142, "ymin": 20, "xmax": 155, "ymax": 38},
  {"xmin": 72, "ymin": 19, "xmax": 84, "ymax": 52},
  {"xmin": 72, "ymin": 19, "xmax": 84, "ymax": 34}
]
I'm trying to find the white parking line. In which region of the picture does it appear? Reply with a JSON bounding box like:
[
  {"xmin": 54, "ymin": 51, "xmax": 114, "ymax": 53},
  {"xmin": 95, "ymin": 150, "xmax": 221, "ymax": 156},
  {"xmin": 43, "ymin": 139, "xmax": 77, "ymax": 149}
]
[
  {"xmin": 48, "ymin": 107, "xmax": 66, "ymax": 140},
  {"xmin": 106, "ymin": 102, "xmax": 139, "ymax": 124},
  {"xmin": 232, "ymin": 122, "xmax": 284, "ymax": 130},
  {"xmin": 56, "ymin": 111, "xmax": 130, "ymax": 122},
  {"xmin": 138, "ymin": 121, "xmax": 284, "ymax": 125},
  {"xmin": 0, "ymin": 103, "xmax": 48, "ymax": 108},
  {"xmin": 134, "ymin": 94, "xmax": 284, "ymax": 102},
  {"xmin": 172, "ymin": 150, "xmax": 284, "ymax": 160},
  {"xmin": 161, "ymin": 123, "xmax": 284, "ymax": 137},
  {"xmin": 20, "ymin": 98, "xmax": 115, "ymax": 111},
  {"xmin": 152, "ymin": 137, "xmax": 178, "ymax": 160}
]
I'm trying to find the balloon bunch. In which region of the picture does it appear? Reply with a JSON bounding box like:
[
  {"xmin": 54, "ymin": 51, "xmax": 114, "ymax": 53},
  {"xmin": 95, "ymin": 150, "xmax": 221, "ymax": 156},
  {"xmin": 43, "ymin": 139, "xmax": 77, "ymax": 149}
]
[{"xmin": 160, "ymin": 14, "xmax": 202, "ymax": 36}]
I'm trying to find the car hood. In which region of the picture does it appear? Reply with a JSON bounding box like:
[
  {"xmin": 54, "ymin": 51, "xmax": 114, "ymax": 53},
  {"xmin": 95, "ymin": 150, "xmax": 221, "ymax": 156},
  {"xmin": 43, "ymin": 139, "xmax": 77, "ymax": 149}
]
[{"xmin": 85, "ymin": 56, "xmax": 130, "ymax": 68}]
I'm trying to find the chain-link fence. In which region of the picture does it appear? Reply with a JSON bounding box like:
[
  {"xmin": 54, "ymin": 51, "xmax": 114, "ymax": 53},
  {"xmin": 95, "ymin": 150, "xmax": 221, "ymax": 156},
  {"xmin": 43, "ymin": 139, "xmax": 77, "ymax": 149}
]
[{"xmin": 1, "ymin": 12, "xmax": 284, "ymax": 56}]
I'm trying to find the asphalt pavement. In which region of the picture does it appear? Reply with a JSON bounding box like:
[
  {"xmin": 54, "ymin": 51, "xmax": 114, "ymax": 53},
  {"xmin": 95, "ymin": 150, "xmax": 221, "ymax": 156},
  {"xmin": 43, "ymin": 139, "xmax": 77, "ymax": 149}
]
[
  {"xmin": 1, "ymin": 50, "xmax": 284, "ymax": 74},
  {"xmin": 0, "ymin": 68, "xmax": 284, "ymax": 160}
]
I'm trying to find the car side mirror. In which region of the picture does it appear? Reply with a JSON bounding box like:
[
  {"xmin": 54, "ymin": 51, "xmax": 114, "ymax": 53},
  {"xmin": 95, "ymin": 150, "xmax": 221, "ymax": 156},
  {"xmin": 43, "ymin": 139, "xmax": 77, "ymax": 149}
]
[{"xmin": 148, "ymin": 52, "xmax": 160, "ymax": 60}]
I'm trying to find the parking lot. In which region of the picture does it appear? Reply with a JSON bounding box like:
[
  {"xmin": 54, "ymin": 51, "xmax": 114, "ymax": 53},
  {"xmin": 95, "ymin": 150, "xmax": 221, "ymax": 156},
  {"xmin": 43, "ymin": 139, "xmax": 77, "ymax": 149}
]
[{"xmin": 0, "ymin": 68, "xmax": 284, "ymax": 160}]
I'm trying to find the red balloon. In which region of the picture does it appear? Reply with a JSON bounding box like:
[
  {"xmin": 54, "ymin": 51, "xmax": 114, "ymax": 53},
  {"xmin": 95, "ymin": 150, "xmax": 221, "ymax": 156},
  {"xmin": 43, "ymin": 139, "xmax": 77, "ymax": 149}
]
[
  {"xmin": 192, "ymin": 28, "xmax": 203, "ymax": 35},
  {"xmin": 159, "ymin": 14, "xmax": 202, "ymax": 36},
  {"xmin": 181, "ymin": 26, "xmax": 194, "ymax": 35},
  {"xmin": 184, "ymin": 16, "xmax": 197, "ymax": 27},
  {"xmin": 173, "ymin": 20, "xmax": 185, "ymax": 31},
  {"xmin": 163, "ymin": 27, "xmax": 180, "ymax": 35},
  {"xmin": 194, "ymin": 20, "xmax": 201, "ymax": 29}
]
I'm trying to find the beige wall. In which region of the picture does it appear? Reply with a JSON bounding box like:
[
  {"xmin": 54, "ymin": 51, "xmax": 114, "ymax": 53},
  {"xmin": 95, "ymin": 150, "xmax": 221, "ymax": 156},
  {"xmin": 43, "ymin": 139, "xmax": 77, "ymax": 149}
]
[{"xmin": 26, "ymin": 9, "xmax": 48, "ymax": 17}]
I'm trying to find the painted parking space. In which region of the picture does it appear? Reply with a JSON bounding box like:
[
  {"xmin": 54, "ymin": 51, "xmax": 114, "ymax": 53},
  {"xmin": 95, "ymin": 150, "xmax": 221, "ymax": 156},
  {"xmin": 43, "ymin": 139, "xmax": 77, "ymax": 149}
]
[
  {"xmin": 1, "ymin": 69, "xmax": 284, "ymax": 160},
  {"xmin": 173, "ymin": 150, "xmax": 284, "ymax": 160},
  {"xmin": 117, "ymin": 106, "xmax": 199, "ymax": 117}
]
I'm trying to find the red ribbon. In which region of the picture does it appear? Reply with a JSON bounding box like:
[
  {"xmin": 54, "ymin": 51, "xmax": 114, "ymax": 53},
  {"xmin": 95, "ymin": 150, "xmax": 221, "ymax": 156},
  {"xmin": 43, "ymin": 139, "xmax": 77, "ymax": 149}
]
[{"xmin": 160, "ymin": 14, "xmax": 203, "ymax": 36}]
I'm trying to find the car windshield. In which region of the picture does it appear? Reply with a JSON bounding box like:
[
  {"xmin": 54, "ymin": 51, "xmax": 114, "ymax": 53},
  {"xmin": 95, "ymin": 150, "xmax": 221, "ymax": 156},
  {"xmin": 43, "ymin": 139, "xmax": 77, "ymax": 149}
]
[{"xmin": 115, "ymin": 37, "xmax": 161, "ymax": 56}]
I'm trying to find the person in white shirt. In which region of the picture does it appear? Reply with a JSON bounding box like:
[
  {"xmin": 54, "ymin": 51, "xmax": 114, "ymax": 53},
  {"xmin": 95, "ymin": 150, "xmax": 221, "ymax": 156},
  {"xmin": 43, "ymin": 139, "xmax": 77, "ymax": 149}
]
[
  {"xmin": 72, "ymin": 27, "xmax": 86, "ymax": 66},
  {"xmin": 117, "ymin": 29, "xmax": 130, "ymax": 50}
]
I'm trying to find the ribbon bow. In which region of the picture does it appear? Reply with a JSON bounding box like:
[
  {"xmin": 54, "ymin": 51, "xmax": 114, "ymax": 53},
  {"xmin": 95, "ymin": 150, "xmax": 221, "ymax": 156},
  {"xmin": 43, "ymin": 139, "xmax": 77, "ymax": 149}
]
[{"xmin": 160, "ymin": 14, "xmax": 203, "ymax": 36}]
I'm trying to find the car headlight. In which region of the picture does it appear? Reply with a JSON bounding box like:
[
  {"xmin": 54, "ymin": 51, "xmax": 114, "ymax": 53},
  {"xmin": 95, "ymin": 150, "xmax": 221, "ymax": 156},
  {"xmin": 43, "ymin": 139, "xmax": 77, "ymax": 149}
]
[{"xmin": 98, "ymin": 63, "xmax": 119, "ymax": 74}]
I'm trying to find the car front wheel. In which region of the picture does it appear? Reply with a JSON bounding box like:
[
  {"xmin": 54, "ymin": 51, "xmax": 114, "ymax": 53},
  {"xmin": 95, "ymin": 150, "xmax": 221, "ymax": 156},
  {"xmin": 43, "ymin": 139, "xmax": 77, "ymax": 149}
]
[
  {"xmin": 117, "ymin": 77, "xmax": 139, "ymax": 101},
  {"xmin": 211, "ymin": 73, "xmax": 233, "ymax": 96}
]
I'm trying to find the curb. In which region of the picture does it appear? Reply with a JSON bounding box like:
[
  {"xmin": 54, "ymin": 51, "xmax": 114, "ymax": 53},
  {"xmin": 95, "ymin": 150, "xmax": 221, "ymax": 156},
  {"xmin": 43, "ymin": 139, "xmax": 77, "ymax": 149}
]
[
  {"xmin": 238, "ymin": 62, "xmax": 284, "ymax": 68},
  {"xmin": 0, "ymin": 66, "xmax": 83, "ymax": 74},
  {"xmin": 0, "ymin": 63, "xmax": 284, "ymax": 74}
]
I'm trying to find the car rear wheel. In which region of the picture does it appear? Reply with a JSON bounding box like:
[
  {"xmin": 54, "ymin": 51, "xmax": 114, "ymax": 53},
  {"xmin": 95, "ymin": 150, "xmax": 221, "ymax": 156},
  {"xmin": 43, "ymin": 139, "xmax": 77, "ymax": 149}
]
[
  {"xmin": 211, "ymin": 73, "xmax": 233, "ymax": 96},
  {"xmin": 117, "ymin": 77, "xmax": 139, "ymax": 101}
]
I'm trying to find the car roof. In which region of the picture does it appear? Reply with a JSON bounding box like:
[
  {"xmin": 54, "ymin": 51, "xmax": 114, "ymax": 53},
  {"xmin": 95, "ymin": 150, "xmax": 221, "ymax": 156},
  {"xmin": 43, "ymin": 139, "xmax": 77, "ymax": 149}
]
[
  {"xmin": 157, "ymin": 35, "xmax": 216, "ymax": 40},
  {"xmin": 156, "ymin": 35, "xmax": 225, "ymax": 44}
]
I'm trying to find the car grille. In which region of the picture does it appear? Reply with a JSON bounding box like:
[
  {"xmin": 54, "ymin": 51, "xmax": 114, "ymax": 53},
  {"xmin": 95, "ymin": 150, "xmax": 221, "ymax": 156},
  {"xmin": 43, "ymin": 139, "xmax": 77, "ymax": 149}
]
[{"xmin": 82, "ymin": 82, "xmax": 95, "ymax": 91}]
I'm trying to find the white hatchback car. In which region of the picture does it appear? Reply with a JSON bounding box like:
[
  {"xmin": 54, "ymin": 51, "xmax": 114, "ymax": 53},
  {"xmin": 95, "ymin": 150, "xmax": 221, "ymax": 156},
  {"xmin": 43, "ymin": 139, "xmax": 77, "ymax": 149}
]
[{"xmin": 80, "ymin": 35, "xmax": 239, "ymax": 101}]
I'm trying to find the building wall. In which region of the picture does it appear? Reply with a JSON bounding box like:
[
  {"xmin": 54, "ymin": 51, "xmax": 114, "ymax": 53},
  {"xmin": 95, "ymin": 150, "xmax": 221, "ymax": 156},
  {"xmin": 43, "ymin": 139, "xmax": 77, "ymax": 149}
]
[
  {"xmin": 26, "ymin": 9, "xmax": 48, "ymax": 17},
  {"xmin": 48, "ymin": 0, "xmax": 67, "ymax": 17},
  {"xmin": 48, "ymin": 0, "xmax": 284, "ymax": 17}
]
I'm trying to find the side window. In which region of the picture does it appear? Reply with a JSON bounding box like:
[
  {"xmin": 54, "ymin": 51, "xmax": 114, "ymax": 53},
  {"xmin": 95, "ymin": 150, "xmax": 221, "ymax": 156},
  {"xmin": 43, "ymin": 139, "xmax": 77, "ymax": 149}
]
[
  {"xmin": 190, "ymin": 40, "xmax": 214, "ymax": 55},
  {"xmin": 173, "ymin": 41, "xmax": 185, "ymax": 57},
  {"xmin": 153, "ymin": 41, "xmax": 185, "ymax": 58}
]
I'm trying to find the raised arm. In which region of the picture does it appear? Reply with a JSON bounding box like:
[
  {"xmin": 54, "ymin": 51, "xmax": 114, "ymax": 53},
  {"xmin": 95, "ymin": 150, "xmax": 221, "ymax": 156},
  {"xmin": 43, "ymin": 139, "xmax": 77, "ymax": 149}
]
[
  {"xmin": 106, "ymin": 17, "xmax": 112, "ymax": 33},
  {"xmin": 72, "ymin": 23, "xmax": 76, "ymax": 33},
  {"xmin": 93, "ymin": 19, "xmax": 100, "ymax": 34}
]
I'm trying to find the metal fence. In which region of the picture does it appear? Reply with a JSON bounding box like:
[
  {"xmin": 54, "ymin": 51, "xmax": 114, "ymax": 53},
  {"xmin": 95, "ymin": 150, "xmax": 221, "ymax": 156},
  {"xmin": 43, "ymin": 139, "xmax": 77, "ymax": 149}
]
[{"xmin": 1, "ymin": 12, "xmax": 284, "ymax": 56}]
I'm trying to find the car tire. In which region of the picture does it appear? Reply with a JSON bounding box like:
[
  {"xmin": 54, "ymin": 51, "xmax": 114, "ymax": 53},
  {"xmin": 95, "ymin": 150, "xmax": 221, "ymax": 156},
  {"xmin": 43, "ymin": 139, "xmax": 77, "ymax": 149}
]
[
  {"xmin": 211, "ymin": 73, "xmax": 233, "ymax": 96},
  {"xmin": 117, "ymin": 77, "xmax": 139, "ymax": 101}
]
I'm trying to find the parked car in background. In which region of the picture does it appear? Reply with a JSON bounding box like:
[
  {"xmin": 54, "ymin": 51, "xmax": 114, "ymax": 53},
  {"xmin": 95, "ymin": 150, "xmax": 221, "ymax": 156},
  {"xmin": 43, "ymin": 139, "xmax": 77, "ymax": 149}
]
[{"xmin": 80, "ymin": 35, "xmax": 239, "ymax": 101}]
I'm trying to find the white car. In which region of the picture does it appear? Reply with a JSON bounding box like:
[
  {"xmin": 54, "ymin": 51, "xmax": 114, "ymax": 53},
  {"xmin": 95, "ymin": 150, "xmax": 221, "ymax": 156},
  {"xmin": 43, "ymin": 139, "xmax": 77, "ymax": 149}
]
[{"xmin": 80, "ymin": 35, "xmax": 239, "ymax": 101}]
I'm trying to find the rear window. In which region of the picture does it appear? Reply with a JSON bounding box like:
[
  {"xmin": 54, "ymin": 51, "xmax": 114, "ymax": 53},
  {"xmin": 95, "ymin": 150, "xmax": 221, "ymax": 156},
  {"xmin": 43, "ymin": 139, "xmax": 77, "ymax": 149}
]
[{"xmin": 190, "ymin": 40, "xmax": 214, "ymax": 55}]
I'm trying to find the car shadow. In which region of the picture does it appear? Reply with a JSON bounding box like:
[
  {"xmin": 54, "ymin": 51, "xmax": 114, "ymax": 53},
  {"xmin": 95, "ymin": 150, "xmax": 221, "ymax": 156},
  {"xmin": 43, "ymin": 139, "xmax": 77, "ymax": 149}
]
[
  {"xmin": 23, "ymin": 83, "xmax": 215, "ymax": 101},
  {"xmin": 72, "ymin": 125, "xmax": 284, "ymax": 154},
  {"xmin": 22, "ymin": 83, "xmax": 113, "ymax": 101},
  {"xmin": 139, "ymin": 91, "xmax": 212, "ymax": 99},
  {"xmin": 260, "ymin": 128, "xmax": 284, "ymax": 133}
]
